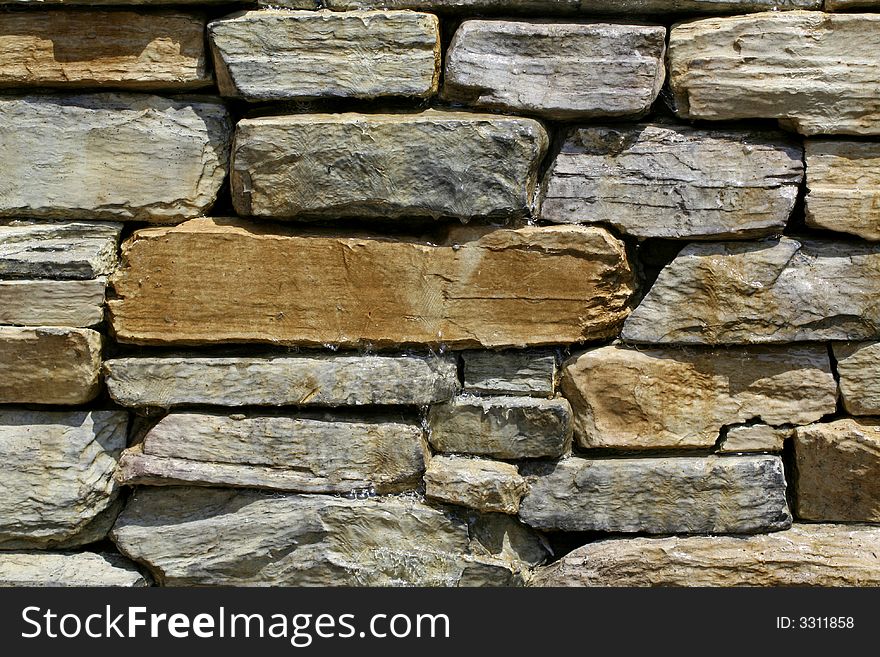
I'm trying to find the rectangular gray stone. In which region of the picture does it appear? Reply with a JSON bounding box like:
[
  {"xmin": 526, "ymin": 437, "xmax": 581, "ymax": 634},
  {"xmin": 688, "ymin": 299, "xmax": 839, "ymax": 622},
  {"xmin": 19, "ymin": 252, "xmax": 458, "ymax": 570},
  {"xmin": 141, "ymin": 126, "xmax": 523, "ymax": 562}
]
[
  {"xmin": 0, "ymin": 552, "xmax": 148, "ymax": 587},
  {"xmin": 0, "ymin": 221, "xmax": 121, "ymax": 279},
  {"xmin": 462, "ymin": 350, "xmax": 555, "ymax": 397},
  {"xmin": 0, "ymin": 279, "xmax": 105, "ymax": 327}
]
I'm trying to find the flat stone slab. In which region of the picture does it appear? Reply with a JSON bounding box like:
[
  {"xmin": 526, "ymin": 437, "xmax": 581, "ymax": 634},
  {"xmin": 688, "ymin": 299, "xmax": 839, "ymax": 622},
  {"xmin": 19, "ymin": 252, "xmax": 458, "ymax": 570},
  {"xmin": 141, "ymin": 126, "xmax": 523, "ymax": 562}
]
[
  {"xmin": 669, "ymin": 11, "xmax": 880, "ymax": 136},
  {"xmin": 623, "ymin": 237, "xmax": 880, "ymax": 344},
  {"xmin": 531, "ymin": 524, "xmax": 880, "ymax": 586},
  {"xmin": 794, "ymin": 419, "xmax": 880, "ymax": 523},
  {"xmin": 0, "ymin": 410, "xmax": 128, "ymax": 549},
  {"xmin": 0, "ymin": 94, "xmax": 230, "ymax": 222},
  {"xmin": 0, "ymin": 279, "xmax": 105, "ymax": 327},
  {"xmin": 259, "ymin": 1, "xmax": 821, "ymax": 13},
  {"xmin": 719, "ymin": 424, "xmax": 792, "ymax": 453},
  {"xmin": 230, "ymin": 112, "xmax": 547, "ymax": 221},
  {"xmin": 428, "ymin": 395, "xmax": 573, "ymax": 459},
  {"xmin": 425, "ymin": 456, "xmax": 526, "ymax": 514},
  {"xmin": 117, "ymin": 412, "xmax": 427, "ymax": 494},
  {"xmin": 560, "ymin": 344, "xmax": 835, "ymax": 450},
  {"xmin": 209, "ymin": 10, "xmax": 439, "ymax": 101},
  {"xmin": 111, "ymin": 487, "xmax": 524, "ymax": 586},
  {"xmin": 443, "ymin": 21, "xmax": 665, "ymax": 120},
  {"xmin": 108, "ymin": 218, "xmax": 634, "ymax": 349},
  {"xmin": 0, "ymin": 10, "xmax": 209, "ymax": 90},
  {"xmin": 519, "ymin": 455, "xmax": 791, "ymax": 534},
  {"xmin": 0, "ymin": 552, "xmax": 148, "ymax": 587},
  {"xmin": 105, "ymin": 353, "xmax": 458, "ymax": 407},
  {"xmin": 462, "ymin": 350, "xmax": 556, "ymax": 397},
  {"xmin": 0, "ymin": 221, "xmax": 121, "ymax": 279},
  {"xmin": 834, "ymin": 342, "xmax": 880, "ymax": 416},
  {"xmin": 540, "ymin": 124, "xmax": 803, "ymax": 239},
  {"xmin": 0, "ymin": 327, "xmax": 103, "ymax": 405}
]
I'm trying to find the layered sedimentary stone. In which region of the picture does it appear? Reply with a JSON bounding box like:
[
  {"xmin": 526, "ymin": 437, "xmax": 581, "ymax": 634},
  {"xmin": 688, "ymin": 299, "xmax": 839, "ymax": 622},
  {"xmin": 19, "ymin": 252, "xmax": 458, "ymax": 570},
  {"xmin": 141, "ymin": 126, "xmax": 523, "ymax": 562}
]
[
  {"xmin": 826, "ymin": 0, "xmax": 880, "ymax": 9},
  {"xmin": 117, "ymin": 413, "xmax": 427, "ymax": 494},
  {"xmin": 231, "ymin": 112, "xmax": 547, "ymax": 220},
  {"xmin": 109, "ymin": 219, "xmax": 633, "ymax": 348},
  {"xmin": 834, "ymin": 342, "xmax": 880, "ymax": 416},
  {"xmin": 261, "ymin": 1, "xmax": 821, "ymax": 13},
  {"xmin": 443, "ymin": 21, "xmax": 665, "ymax": 120},
  {"xmin": 719, "ymin": 425, "xmax": 792, "ymax": 453},
  {"xmin": 0, "ymin": 410, "xmax": 128, "ymax": 549},
  {"xmin": 105, "ymin": 353, "xmax": 458, "ymax": 407},
  {"xmin": 111, "ymin": 487, "xmax": 523, "ymax": 586},
  {"xmin": 0, "ymin": 327, "xmax": 103, "ymax": 404},
  {"xmin": 428, "ymin": 396, "xmax": 573, "ymax": 459},
  {"xmin": 805, "ymin": 141, "xmax": 880, "ymax": 240},
  {"xmin": 425, "ymin": 456, "xmax": 526, "ymax": 514},
  {"xmin": 540, "ymin": 124, "xmax": 803, "ymax": 239},
  {"xmin": 560, "ymin": 344, "xmax": 835, "ymax": 450},
  {"xmin": 462, "ymin": 350, "xmax": 555, "ymax": 397},
  {"xmin": 794, "ymin": 419, "xmax": 880, "ymax": 522},
  {"xmin": 0, "ymin": 552, "xmax": 148, "ymax": 587},
  {"xmin": 468, "ymin": 514, "xmax": 549, "ymax": 568},
  {"xmin": 519, "ymin": 455, "xmax": 791, "ymax": 533},
  {"xmin": 531, "ymin": 524, "xmax": 880, "ymax": 587},
  {"xmin": 209, "ymin": 10, "xmax": 440, "ymax": 102},
  {"xmin": 0, "ymin": 94, "xmax": 230, "ymax": 222},
  {"xmin": 0, "ymin": 279, "xmax": 105, "ymax": 327},
  {"xmin": 0, "ymin": 11, "xmax": 209, "ymax": 90},
  {"xmin": 0, "ymin": 221, "xmax": 121, "ymax": 279},
  {"xmin": 668, "ymin": 11, "xmax": 880, "ymax": 135},
  {"xmin": 623, "ymin": 238, "xmax": 880, "ymax": 344}
]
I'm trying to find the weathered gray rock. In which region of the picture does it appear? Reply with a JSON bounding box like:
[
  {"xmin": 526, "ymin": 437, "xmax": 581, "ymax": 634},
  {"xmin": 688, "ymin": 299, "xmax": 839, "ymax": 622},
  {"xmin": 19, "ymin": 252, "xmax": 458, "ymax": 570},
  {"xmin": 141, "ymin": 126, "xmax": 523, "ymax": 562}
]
[
  {"xmin": 105, "ymin": 354, "xmax": 458, "ymax": 407},
  {"xmin": 540, "ymin": 124, "xmax": 803, "ymax": 239},
  {"xmin": 0, "ymin": 221, "xmax": 121, "ymax": 279},
  {"xmin": 468, "ymin": 514, "xmax": 549, "ymax": 568},
  {"xmin": 0, "ymin": 94, "xmax": 230, "ymax": 222},
  {"xmin": 531, "ymin": 524, "xmax": 880, "ymax": 587},
  {"xmin": 834, "ymin": 342, "xmax": 880, "ymax": 416},
  {"xmin": 560, "ymin": 344, "xmax": 835, "ymax": 450},
  {"xmin": 519, "ymin": 455, "xmax": 791, "ymax": 534},
  {"xmin": 209, "ymin": 10, "xmax": 439, "ymax": 102},
  {"xmin": 0, "ymin": 279, "xmax": 105, "ymax": 327},
  {"xmin": 231, "ymin": 111, "xmax": 547, "ymax": 220},
  {"xmin": 117, "ymin": 412, "xmax": 427, "ymax": 494},
  {"xmin": 0, "ymin": 11, "xmax": 209, "ymax": 90},
  {"xmin": 425, "ymin": 456, "xmax": 526, "ymax": 514},
  {"xmin": 111, "ymin": 487, "xmax": 523, "ymax": 586},
  {"xmin": 0, "ymin": 410, "xmax": 128, "ymax": 549},
  {"xmin": 463, "ymin": 350, "xmax": 555, "ymax": 397},
  {"xmin": 669, "ymin": 11, "xmax": 880, "ymax": 136},
  {"xmin": 719, "ymin": 425, "xmax": 792, "ymax": 453},
  {"xmin": 623, "ymin": 238, "xmax": 880, "ymax": 344},
  {"xmin": 0, "ymin": 327, "xmax": 103, "ymax": 405},
  {"xmin": 0, "ymin": 552, "xmax": 148, "ymax": 587},
  {"xmin": 794, "ymin": 419, "xmax": 880, "ymax": 523},
  {"xmin": 825, "ymin": 0, "xmax": 880, "ymax": 10},
  {"xmin": 428, "ymin": 396, "xmax": 572, "ymax": 459},
  {"xmin": 805, "ymin": 140, "xmax": 880, "ymax": 240},
  {"xmin": 443, "ymin": 21, "xmax": 665, "ymax": 120}
]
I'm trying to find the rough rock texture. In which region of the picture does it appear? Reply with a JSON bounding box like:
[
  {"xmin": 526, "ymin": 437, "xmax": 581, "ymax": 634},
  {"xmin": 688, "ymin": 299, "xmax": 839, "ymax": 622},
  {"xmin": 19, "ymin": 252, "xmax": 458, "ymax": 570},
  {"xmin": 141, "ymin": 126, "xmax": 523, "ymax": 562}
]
[
  {"xmin": 668, "ymin": 11, "xmax": 880, "ymax": 136},
  {"xmin": 442, "ymin": 21, "xmax": 665, "ymax": 120},
  {"xmin": 428, "ymin": 396, "xmax": 573, "ymax": 459},
  {"xmin": 209, "ymin": 10, "xmax": 439, "ymax": 101},
  {"xmin": 463, "ymin": 350, "xmax": 556, "ymax": 397},
  {"xmin": 540, "ymin": 124, "xmax": 803, "ymax": 239},
  {"xmin": 519, "ymin": 455, "xmax": 791, "ymax": 533},
  {"xmin": 425, "ymin": 456, "xmax": 526, "ymax": 514},
  {"xmin": 794, "ymin": 419, "xmax": 880, "ymax": 522},
  {"xmin": 231, "ymin": 112, "xmax": 547, "ymax": 220},
  {"xmin": 117, "ymin": 412, "xmax": 427, "ymax": 493},
  {"xmin": 261, "ymin": 1, "xmax": 821, "ymax": 13},
  {"xmin": 834, "ymin": 342, "xmax": 880, "ymax": 416},
  {"xmin": 105, "ymin": 353, "xmax": 458, "ymax": 407},
  {"xmin": 805, "ymin": 140, "xmax": 880, "ymax": 240},
  {"xmin": 560, "ymin": 344, "xmax": 835, "ymax": 450},
  {"xmin": 622, "ymin": 238, "xmax": 880, "ymax": 344},
  {"xmin": 0, "ymin": 221, "xmax": 121, "ymax": 279},
  {"xmin": 0, "ymin": 279, "xmax": 105, "ymax": 327},
  {"xmin": 109, "ymin": 219, "xmax": 633, "ymax": 348},
  {"xmin": 0, "ymin": 94, "xmax": 230, "ymax": 222},
  {"xmin": 111, "ymin": 487, "xmax": 524, "ymax": 586},
  {"xmin": 0, "ymin": 410, "xmax": 128, "ymax": 549},
  {"xmin": 825, "ymin": 0, "xmax": 880, "ymax": 9},
  {"xmin": 719, "ymin": 425, "xmax": 792, "ymax": 453},
  {"xmin": 0, "ymin": 327, "xmax": 103, "ymax": 404},
  {"xmin": 531, "ymin": 524, "xmax": 880, "ymax": 586},
  {"xmin": 468, "ymin": 514, "xmax": 549, "ymax": 568},
  {"xmin": 0, "ymin": 552, "xmax": 148, "ymax": 587},
  {"xmin": 0, "ymin": 11, "xmax": 209, "ymax": 90}
]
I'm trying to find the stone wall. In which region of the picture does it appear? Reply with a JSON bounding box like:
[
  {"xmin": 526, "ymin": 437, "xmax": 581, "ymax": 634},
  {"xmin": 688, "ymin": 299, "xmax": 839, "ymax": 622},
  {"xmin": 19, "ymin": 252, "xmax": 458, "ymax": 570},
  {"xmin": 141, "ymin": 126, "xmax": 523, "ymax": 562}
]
[{"xmin": 1, "ymin": 0, "xmax": 879, "ymax": 587}]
